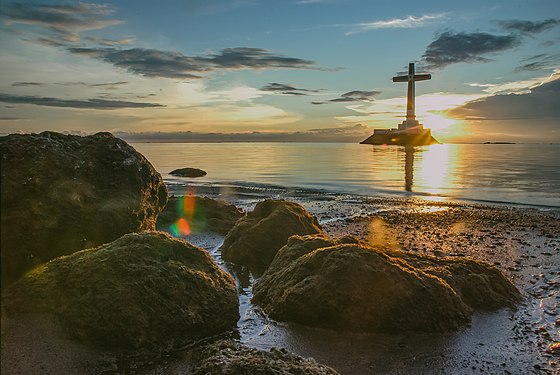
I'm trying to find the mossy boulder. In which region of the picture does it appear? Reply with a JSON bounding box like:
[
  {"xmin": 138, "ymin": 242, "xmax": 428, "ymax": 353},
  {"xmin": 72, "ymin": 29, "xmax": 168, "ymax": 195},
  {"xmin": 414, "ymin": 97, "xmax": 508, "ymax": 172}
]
[
  {"xmin": 253, "ymin": 235, "xmax": 520, "ymax": 333},
  {"xmin": 0, "ymin": 131, "xmax": 167, "ymax": 285},
  {"xmin": 220, "ymin": 200, "xmax": 323, "ymax": 273},
  {"xmin": 157, "ymin": 196, "xmax": 245, "ymax": 235},
  {"xmin": 190, "ymin": 340, "xmax": 339, "ymax": 375},
  {"xmin": 2, "ymin": 232, "xmax": 239, "ymax": 351}
]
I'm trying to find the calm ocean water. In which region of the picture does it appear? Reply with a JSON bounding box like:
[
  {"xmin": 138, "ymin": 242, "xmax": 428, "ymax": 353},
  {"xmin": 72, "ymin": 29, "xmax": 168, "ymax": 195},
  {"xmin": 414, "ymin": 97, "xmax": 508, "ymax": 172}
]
[{"xmin": 131, "ymin": 143, "xmax": 560, "ymax": 208}]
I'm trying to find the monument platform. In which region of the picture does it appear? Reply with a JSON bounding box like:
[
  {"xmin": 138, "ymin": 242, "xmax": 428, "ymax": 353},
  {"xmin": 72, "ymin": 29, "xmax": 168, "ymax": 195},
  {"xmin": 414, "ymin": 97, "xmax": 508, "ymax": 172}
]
[
  {"xmin": 361, "ymin": 62, "xmax": 439, "ymax": 146},
  {"xmin": 360, "ymin": 128, "xmax": 438, "ymax": 146}
]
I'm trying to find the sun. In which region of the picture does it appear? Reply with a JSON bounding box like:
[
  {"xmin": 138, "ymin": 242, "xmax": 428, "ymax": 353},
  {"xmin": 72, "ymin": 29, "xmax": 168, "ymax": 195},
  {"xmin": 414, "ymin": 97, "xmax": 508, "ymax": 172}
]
[{"xmin": 421, "ymin": 112, "xmax": 457, "ymax": 131}]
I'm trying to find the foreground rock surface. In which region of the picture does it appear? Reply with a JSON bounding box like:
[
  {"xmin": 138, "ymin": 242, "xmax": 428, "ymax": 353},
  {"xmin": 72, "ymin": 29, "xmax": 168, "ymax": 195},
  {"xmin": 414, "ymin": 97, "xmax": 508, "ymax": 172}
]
[
  {"xmin": 190, "ymin": 340, "xmax": 339, "ymax": 375},
  {"xmin": 0, "ymin": 131, "xmax": 167, "ymax": 285},
  {"xmin": 253, "ymin": 235, "xmax": 520, "ymax": 333},
  {"xmin": 157, "ymin": 196, "xmax": 244, "ymax": 235},
  {"xmin": 169, "ymin": 167, "xmax": 207, "ymax": 177},
  {"xmin": 2, "ymin": 232, "xmax": 239, "ymax": 351},
  {"xmin": 221, "ymin": 200, "xmax": 322, "ymax": 272}
]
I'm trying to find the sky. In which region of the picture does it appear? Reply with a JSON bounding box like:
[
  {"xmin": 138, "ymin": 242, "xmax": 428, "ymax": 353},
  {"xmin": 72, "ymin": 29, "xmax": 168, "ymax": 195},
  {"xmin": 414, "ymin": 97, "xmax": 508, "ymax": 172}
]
[{"xmin": 0, "ymin": 0, "xmax": 559, "ymax": 143}]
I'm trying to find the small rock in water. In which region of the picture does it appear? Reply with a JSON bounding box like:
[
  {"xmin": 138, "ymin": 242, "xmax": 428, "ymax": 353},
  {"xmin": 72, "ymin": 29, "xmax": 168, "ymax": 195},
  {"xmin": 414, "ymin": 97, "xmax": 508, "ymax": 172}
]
[{"xmin": 169, "ymin": 167, "xmax": 207, "ymax": 177}]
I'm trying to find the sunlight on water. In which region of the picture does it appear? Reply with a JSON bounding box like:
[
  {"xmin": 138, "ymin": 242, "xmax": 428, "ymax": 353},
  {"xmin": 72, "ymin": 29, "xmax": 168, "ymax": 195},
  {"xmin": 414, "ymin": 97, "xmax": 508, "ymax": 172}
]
[
  {"xmin": 132, "ymin": 143, "xmax": 560, "ymax": 207},
  {"xmin": 415, "ymin": 144, "xmax": 460, "ymax": 196}
]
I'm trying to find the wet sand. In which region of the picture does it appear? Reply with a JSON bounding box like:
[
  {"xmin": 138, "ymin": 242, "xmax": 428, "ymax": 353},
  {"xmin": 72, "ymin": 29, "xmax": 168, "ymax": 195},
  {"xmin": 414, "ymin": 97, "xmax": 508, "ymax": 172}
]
[{"xmin": 2, "ymin": 192, "xmax": 559, "ymax": 374}]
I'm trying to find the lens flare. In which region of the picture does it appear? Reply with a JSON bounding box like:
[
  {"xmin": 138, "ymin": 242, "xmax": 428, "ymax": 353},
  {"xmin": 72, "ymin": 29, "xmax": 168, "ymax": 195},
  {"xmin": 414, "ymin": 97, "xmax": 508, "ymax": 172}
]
[
  {"xmin": 170, "ymin": 217, "xmax": 191, "ymax": 236},
  {"xmin": 169, "ymin": 187, "xmax": 207, "ymax": 237}
]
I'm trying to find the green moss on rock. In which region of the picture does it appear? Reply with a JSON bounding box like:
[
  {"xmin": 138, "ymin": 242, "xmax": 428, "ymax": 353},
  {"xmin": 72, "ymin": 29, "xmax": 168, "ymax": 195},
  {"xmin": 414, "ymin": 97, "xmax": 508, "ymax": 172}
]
[
  {"xmin": 0, "ymin": 131, "xmax": 167, "ymax": 285},
  {"xmin": 253, "ymin": 235, "xmax": 520, "ymax": 333},
  {"xmin": 220, "ymin": 200, "xmax": 322, "ymax": 273},
  {"xmin": 2, "ymin": 232, "xmax": 239, "ymax": 351},
  {"xmin": 191, "ymin": 340, "xmax": 339, "ymax": 375}
]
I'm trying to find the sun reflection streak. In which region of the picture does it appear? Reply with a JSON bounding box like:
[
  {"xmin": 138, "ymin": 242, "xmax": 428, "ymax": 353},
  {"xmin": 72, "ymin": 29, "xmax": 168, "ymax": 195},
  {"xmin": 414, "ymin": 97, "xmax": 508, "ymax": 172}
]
[{"xmin": 414, "ymin": 144, "xmax": 459, "ymax": 196}]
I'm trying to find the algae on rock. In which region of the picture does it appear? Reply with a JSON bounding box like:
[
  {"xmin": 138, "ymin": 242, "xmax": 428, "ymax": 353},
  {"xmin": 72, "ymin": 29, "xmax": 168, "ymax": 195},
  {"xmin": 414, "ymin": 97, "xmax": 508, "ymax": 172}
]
[
  {"xmin": 221, "ymin": 200, "xmax": 322, "ymax": 272},
  {"xmin": 2, "ymin": 232, "xmax": 239, "ymax": 351},
  {"xmin": 253, "ymin": 234, "xmax": 520, "ymax": 333},
  {"xmin": 190, "ymin": 340, "xmax": 339, "ymax": 375},
  {"xmin": 0, "ymin": 131, "xmax": 167, "ymax": 285}
]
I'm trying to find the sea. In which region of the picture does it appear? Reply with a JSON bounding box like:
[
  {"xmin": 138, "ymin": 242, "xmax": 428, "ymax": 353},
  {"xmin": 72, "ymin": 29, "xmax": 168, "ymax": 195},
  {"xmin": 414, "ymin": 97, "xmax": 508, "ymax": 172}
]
[{"xmin": 132, "ymin": 142, "xmax": 560, "ymax": 208}]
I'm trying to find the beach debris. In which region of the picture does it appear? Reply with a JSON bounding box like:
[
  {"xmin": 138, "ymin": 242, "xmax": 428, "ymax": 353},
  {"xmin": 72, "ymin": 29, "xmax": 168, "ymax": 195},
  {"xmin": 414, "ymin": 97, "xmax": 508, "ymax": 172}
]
[
  {"xmin": 220, "ymin": 200, "xmax": 323, "ymax": 273},
  {"xmin": 253, "ymin": 234, "xmax": 520, "ymax": 333},
  {"xmin": 169, "ymin": 167, "xmax": 207, "ymax": 178},
  {"xmin": 189, "ymin": 339, "xmax": 339, "ymax": 374},
  {"xmin": 0, "ymin": 131, "xmax": 167, "ymax": 286},
  {"xmin": 157, "ymin": 195, "xmax": 244, "ymax": 235},
  {"xmin": 2, "ymin": 232, "xmax": 239, "ymax": 351}
]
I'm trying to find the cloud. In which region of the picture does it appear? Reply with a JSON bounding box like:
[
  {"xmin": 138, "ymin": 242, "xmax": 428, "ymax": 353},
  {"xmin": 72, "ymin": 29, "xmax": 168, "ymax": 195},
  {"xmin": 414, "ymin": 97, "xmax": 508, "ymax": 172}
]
[
  {"xmin": 496, "ymin": 19, "xmax": 560, "ymax": 34},
  {"xmin": 68, "ymin": 47, "xmax": 318, "ymax": 79},
  {"xmin": 447, "ymin": 76, "xmax": 560, "ymax": 120},
  {"xmin": 12, "ymin": 82, "xmax": 44, "ymax": 87},
  {"xmin": 0, "ymin": 116, "xmax": 27, "ymax": 121},
  {"xmin": 312, "ymin": 90, "xmax": 380, "ymax": 104},
  {"xmin": 347, "ymin": 14, "xmax": 446, "ymax": 35},
  {"xmin": 0, "ymin": 93, "xmax": 164, "ymax": 110},
  {"xmin": 83, "ymin": 36, "xmax": 135, "ymax": 46},
  {"xmin": 422, "ymin": 31, "xmax": 520, "ymax": 69},
  {"xmin": 260, "ymin": 82, "xmax": 322, "ymax": 95},
  {"xmin": 515, "ymin": 54, "xmax": 559, "ymax": 72},
  {"xmin": 114, "ymin": 124, "xmax": 371, "ymax": 143},
  {"xmin": 1, "ymin": 2, "xmax": 122, "ymax": 39}
]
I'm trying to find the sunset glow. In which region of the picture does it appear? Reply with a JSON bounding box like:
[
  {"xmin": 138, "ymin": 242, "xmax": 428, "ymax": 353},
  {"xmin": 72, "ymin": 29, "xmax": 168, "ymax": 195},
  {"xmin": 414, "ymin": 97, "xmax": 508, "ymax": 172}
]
[{"xmin": 0, "ymin": 1, "xmax": 557, "ymax": 142}]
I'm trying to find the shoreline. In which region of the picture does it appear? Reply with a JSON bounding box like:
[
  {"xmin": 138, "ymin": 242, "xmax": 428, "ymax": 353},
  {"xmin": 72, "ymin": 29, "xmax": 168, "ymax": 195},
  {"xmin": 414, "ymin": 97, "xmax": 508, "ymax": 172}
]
[
  {"xmin": 161, "ymin": 185, "xmax": 559, "ymax": 374},
  {"xmin": 164, "ymin": 178, "xmax": 560, "ymax": 213},
  {"xmin": 2, "ymin": 183, "xmax": 558, "ymax": 374}
]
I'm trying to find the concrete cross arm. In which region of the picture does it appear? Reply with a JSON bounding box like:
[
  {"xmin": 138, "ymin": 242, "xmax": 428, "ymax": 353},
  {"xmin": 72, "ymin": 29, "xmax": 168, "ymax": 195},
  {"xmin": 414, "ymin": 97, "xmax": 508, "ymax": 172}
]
[{"xmin": 392, "ymin": 73, "xmax": 431, "ymax": 82}]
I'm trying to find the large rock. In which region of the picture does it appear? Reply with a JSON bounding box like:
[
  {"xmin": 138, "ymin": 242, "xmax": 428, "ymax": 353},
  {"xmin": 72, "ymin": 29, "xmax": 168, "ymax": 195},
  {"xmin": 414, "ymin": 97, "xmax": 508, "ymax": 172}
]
[
  {"xmin": 190, "ymin": 340, "xmax": 339, "ymax": 375},
  {"xmin": 1, "ymin": 232, "xmax": 239, "ymax": 351},
  {"xmin": 0, "ymin": 131, "xmax": 167, "ymax": 285},
  {"xmin": 157, "ymin": 196, "xmax": 244, "ymax": 235},
  {"xmin": 253, "ymin": 235, "xmax": 520, "ymax": 333},
  {"xmin": 220, "ymin": 200, "xmax": 322, "ymax": 272}
]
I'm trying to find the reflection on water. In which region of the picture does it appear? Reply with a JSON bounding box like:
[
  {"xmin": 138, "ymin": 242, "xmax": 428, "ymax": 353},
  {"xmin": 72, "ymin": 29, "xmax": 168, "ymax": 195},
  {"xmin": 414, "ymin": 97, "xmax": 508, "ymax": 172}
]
[
  {"xmin": 404, "ymin": 146, "xmax": 414, "ymax": 192},
  {"xmin": 399, "ymin": 144, "xmax": 460, "ymax": 195},
  {"xmin": 132, "ymin": 142, "xmax": 560, "ymax": 207},
  {"xmin": 371, "ymin": 144, "xmax": 459, "ymax": 197}
]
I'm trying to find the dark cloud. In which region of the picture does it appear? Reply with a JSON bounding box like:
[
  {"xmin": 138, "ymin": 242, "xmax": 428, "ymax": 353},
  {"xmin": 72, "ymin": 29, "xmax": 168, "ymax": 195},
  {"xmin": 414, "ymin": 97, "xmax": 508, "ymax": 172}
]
[
  {"xmin": 260, "ymin": 82, "xmax": 322, "ymax": 95},
  {"xmin": 515, "ymin": 54, "xmax": 559, "ymax": 72},
  {"xmin": 496, "ymin": 19, "xmax": 560, "ymax": 34},
  {"xmin": 312, "ymin": 90, "xmax": 380, "ymax": 104},
  {"xmin": 68, "ymin": 47, "xmax": 318, "ymax": 79},
  {"xmin": 11, "ymin": 81, "xmax": 128, "ymax": 89},
  {"xmin": 0, "ymin": 93, "xmax": 164, "ymax": 110},
  {"xmin": 89, "ymin": 81, "xmax": 129, "ymax": 89},
  {"xmin": 0, "ymin": 117, "xmax": 27, "ymax": 121},
  {"xmin": 68, "ymin": 47, "xmax": 208, "ymax": 79},
  {"xmin": 12, "ymin": 82, "xmax": 44, "ymax": 87},
  {"xmin": 201, "ymin": 47, "xmax": 317, "ymax": 70},
  {"xmin": 115, "ymin": 124, "xmax": 371, "ymax": 143},
  {"xmin": 1, "ymin": 2, "xmax": 122, "ymax": 37},
  {"xmin": 447, "ymin": 77, "xmax": 560, "ymax": 120},
  {"xmin": 422, "ymin": 31, "xmax": 520, "ymax": 69}
]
